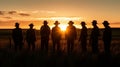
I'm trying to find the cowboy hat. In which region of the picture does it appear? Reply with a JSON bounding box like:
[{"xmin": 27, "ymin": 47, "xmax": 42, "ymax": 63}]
[
  {"xmin": 54, "ymin": 21, "xmax": 60, "ymax": 25},
  {"xmin": 68, "ymin": 21, "xmax": 74, "ymax": 24},
  {"xmin": 92, "ymin": 20, "xmax": 97, "ymax": 24},
  {"xmin": 29, "ymin": 23, "xmax": 34, "ymax": 26},
  {"xmin": 81, "ymin": 21, "xmax": 86, "ymax": 25},
  {"xmin": 102, "ymin": 20, "xmax": 109, "ymax": 25}
]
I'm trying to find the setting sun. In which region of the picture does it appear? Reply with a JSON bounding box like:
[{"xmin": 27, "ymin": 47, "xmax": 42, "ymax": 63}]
[{"xmin": 60, "ymin": 24, "xmax": 67, "ymax": 31}]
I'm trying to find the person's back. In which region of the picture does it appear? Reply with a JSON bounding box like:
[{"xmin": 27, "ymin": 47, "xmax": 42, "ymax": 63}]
[
  {"xmin": 65, "ymin": 21, "xmax": 77, "ymax": 54},
  {"xmin": 40, "ymin": 20, "xmax": 50, "ymax": 53},
  {"xmin": 12, "ymin": 27, "xmax": 23, "ymax": 42},
  {"xmin": 26, "ymin": 28, "xmax": 36, "ymax": 42},
  {"xmin": 102, "ymin": 21, "xmax": 112, "ymax": 55},
  {"xmin": 102, "ymin": 21, "xmax": 112, "ymax": 43},
  {"xmin": 51, "ymin": 21, "xmax": 62, "ymax": 53},
  {"xmin": 79, "ymin": 21, "xmax": 88, "ymax": 53},
  {"xmin": 40, "ymin": 25, "xmax": 50, "ymax": 40},
  {"xmin": 26, "ymin": 23, "xmax": 36, "ymax": 51},
  {"xmin": 12, "ymin": 22, "xmax": 23, "ymax": 51},
  {"xmin": 90, "ymin": 20, "xmax": 100, "ymax": 54},
  {"xmin": 79, "ymin": 22, "xmax": 87, "ymax": 42},
  {"xmin": 91, "ymin": 26, "xmax": 99, "ymax": 40},
  {"xmin": 66, "ymin": 25, "xmax": 77, "ymax": 40},
  {"xmin": 52, "ymin": 26, "xmax": 61, "ymax": 40}
]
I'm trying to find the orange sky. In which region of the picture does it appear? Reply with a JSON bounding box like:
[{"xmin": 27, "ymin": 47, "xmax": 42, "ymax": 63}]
[{"xmin": 0, "ymin": 0, "xmax": 120, "ymax": 29}]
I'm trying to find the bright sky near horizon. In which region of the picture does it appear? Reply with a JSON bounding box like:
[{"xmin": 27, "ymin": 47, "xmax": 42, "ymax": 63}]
[{"xmin": 0, "ymin": 0, "xmax": 120, "ymax": 29}]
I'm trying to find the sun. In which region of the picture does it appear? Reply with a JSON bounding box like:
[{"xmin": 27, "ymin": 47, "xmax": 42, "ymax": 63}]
[
  {"xmin": 48, "ymin": 17, "xmax": 82, "ymax": 31},
  {"xmin": 60, "ymin": 24, "xmax": 67, "ymax": 31}
]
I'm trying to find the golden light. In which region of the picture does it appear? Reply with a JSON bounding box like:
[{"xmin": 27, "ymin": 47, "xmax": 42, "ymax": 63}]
[
  {"xmin": 49, "ymin": 17, "xmax": 81, "ymax": 31},
  {"xmin": 60, "ymin": 24, "xmax": 67, "ymax": 31},
  {"xmin": 36, "ymin": 17, "xmax": 82, "ymax": 21},
  {"xmin": 35, "ymin": 17, "xmax": 83, "ymax": 30}
]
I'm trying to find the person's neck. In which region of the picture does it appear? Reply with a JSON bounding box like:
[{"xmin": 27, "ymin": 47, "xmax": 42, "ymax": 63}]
[
  {"xmin": 30, "ymin": 27, "xmax": 33, "ymax": 29},
  {"xmin": 16, "ymin": 27, "xmax": 19, "ymax": 29},
  {"xmin": 55, "ymin": 25, "xmax": 58, "ymax": 27},
  {"xmin": 44, "ymin": 24, "xmax": 47, "ymax": 26}
]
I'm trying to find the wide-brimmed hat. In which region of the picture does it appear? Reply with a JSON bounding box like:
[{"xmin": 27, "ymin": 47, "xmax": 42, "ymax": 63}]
[
  {"xmin": 43, "ymin": 20, "xmax": 48, "ymax": 24},
  {"xmin": 92, "ymin": 20, "xmax": 97, "ymax": 24},
  {"xmin": 29, "ymin": 23, "xmax": 34, "ymax": 26},
  {"xmin": 15, "ymin": 22, "xmax": 19, "ymax": 24},
  {"xmin": 68, "ymin": 21, "xmax": 74, "ymax": 24},
  {"xmin": 15, "ymin": 22, "xmax": 19, "ymax": 26},
  {"xmin": 54, "ymin": 21, "xmax": 60, "ymax": 25},
  {"xmin": 102, "ymin": 21, "xmax": 109, "ymax": 25},
  {"xmin": 81, "ymin": 21, "xmax": 86, "ymax": 25}
]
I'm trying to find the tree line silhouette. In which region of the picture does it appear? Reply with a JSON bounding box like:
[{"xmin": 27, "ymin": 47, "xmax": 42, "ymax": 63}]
[{"xmin": 12, "ymin": 20, "xmax": 112, "ymax": 56}]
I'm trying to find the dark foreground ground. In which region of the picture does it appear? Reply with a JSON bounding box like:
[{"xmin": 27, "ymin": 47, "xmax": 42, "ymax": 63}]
[
  {"xmin": 0, "ymin": 45, "xmax": 120, "ymax": 67},
  {"xmin": 0, "ymin": 38, "xmax": 120, "ymax": 67},
  {"xmin": 0, "ymin": 28, "xmax": 120, "ymax": 67}
]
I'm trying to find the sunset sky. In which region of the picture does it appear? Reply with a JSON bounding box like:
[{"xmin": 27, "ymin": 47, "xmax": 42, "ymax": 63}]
[{"xmin": 0, "ymin": 0, "xmax": 120, "ymax": 29}]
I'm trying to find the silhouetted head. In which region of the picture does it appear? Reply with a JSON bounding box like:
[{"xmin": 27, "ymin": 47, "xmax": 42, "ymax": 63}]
[
  {"xmin": 29, "ymin": 23, "xmax": 34, "ymax": 27},
  {"xmin": 43, "ymin": 20, "xmax": 48, "ymax": 25},
  {"xmin": 54, "ymin": 21, "xmax": 60, "ymax": 25},
  {"xmin": 68, "ymin": 21, "xmax": 74, "ymax": 25},
  {"xmin": 81, "ymin": 21, "xmax": 86, "ymax": 26},
  {"xmin": 15, "ymin": 22, "xmax": 19, "ymax": 28},
  {"xmin": 92, "ymin": 20, "xmax": 97, "ymax": 26},
  {"xmin": 102, "ymin": 20, "xmax": 109, "ymax": 26}
]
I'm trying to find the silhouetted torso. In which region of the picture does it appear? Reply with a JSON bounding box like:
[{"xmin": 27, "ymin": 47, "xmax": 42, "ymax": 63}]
[
  {"xmin": 52, "ymin": 26, "xmax": 62, "ymax": 53},
  {"xmin": 26, "ymin": 29, "xmax": 36, "ymax": 42},
  {"xmin": 103, "ymin": 26, "xmax": 111, "ymax": 42},
  {"xmin": 90, "ymin": 26, "xmax": 99, "ymax": 41},
  {"xmin": 103, "ymin": 22, "xmax": 112, "ymax": 55},
  {"xmin": 66, "ymin": 26, "xmax": 77, "ymax": 40},
  {"xmin": 12, "ymin": 28, "xmax": 23, "ymax": 43},
  {"xmin": 79, "ymin": 25, "xmax": 88, "ymax": 53},
  {"xmin": 40, "ymin": 25, "xmax": 50, "ymax": 40},
  {"xmin": 40, "ymin": 24, "xmax": 50, "ymax": 53},
  {"xmin": 90, "ymin": 24, "xmax": 100, "ymax": 54},
  {"xmin": 65, "ymin": 22, "xmax": 77, "ymax": 54},
  {"xmin": 26, "ymin": 24, "xmax": 36, "ymax": 51},
  {"xmin": 12, "ymin": 23, "xmax": 23, "ymax": 51}
]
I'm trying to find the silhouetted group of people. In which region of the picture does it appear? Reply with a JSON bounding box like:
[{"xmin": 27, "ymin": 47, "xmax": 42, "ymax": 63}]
[
  {"xmin": 12, "ymin": 20, "xmax": 112, "ymax": 55},
  {"xmin": 12, "ymin": 23, "xmax": 36, "ymax": 51}
]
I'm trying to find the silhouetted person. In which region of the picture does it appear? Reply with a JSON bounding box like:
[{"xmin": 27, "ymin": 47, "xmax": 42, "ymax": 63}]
[
  {"xmin": 79, "ymin": 21, "xmax": 88, "ymax": 53},
  {"xmin": 90, "ymin": 20, "xmax": 100, "ymax": 54},
  {"xmin": 102, "ymin": 21, "xmax": 112, "ymax": 55},
  {"xmin": 65, "ymin": 21, "xmax": 77, "ymax": 54},
  {"xmin": 51, "ymin": 21, "xmax": 62, "ymax": 53},
  {"xmin": 12, "ymin": 22, "xmax": 23, "ymax": 51},
  {"xmin": 40, "ymin": 20, "xmax": 50, "ymax": 53},
  {"xmin": 26, "ymin": 23, "xmax": 36, "ymax": 51}
]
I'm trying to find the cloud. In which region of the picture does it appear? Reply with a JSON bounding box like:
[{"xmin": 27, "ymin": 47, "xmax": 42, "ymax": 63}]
[
  {"xmin": 0, "ymin": 11, "xmax": 31, "ymax": 16},
  {"xmin": 8, "ymin": 11, "xmax": 17, "ymax": 15},
  {"xmin": 32, "ymin": 11, "xmax": 39, "ymax": 13},
  {"xmin": 0, "ymin": 11, "xmax": 5, "ymax": 15},
  {"xmin": 46, "ymin": 11, "xmax": 56, "ymax": 14},
  {"xmin": 40, "ymin": 10, "xmax": 56, "ymax": 14},
  {"xmin": 111, "ymin": 22, "xmax": 120, "ymax": 24},
  {"xmin": 19, "ymin": 13, "xmax": 30, "ymax": 16},
  {"xmin": 3, "ymin": 17, "xmax": 12, "ymax": 19}
]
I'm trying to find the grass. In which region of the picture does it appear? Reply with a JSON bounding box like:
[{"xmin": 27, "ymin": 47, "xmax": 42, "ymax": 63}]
[
  {"xmin": 0, "ymin": 39, "xmax": 120, "ymax": 67},
  {"xmin": 0, "ymin": 28, "xmax": 120, "ymax": 67}
]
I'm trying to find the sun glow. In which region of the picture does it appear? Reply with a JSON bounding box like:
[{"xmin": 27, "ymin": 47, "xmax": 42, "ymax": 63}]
[
  {"xmin": 46, "ymin": 17, "xmax": 82, "ymax": 31},
  {"xmin": 60, "ymin": 24, "xmax": 67, "ymax": 31},
  {"xmin": 36, "ymin": 17, "xmax": 82, "ymax": 21}
]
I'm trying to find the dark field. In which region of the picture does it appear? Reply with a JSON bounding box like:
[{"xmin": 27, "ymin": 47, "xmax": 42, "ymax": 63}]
[{"xmin": 0, "ymin": 28, "xmax": 120, "ymax": 67}]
